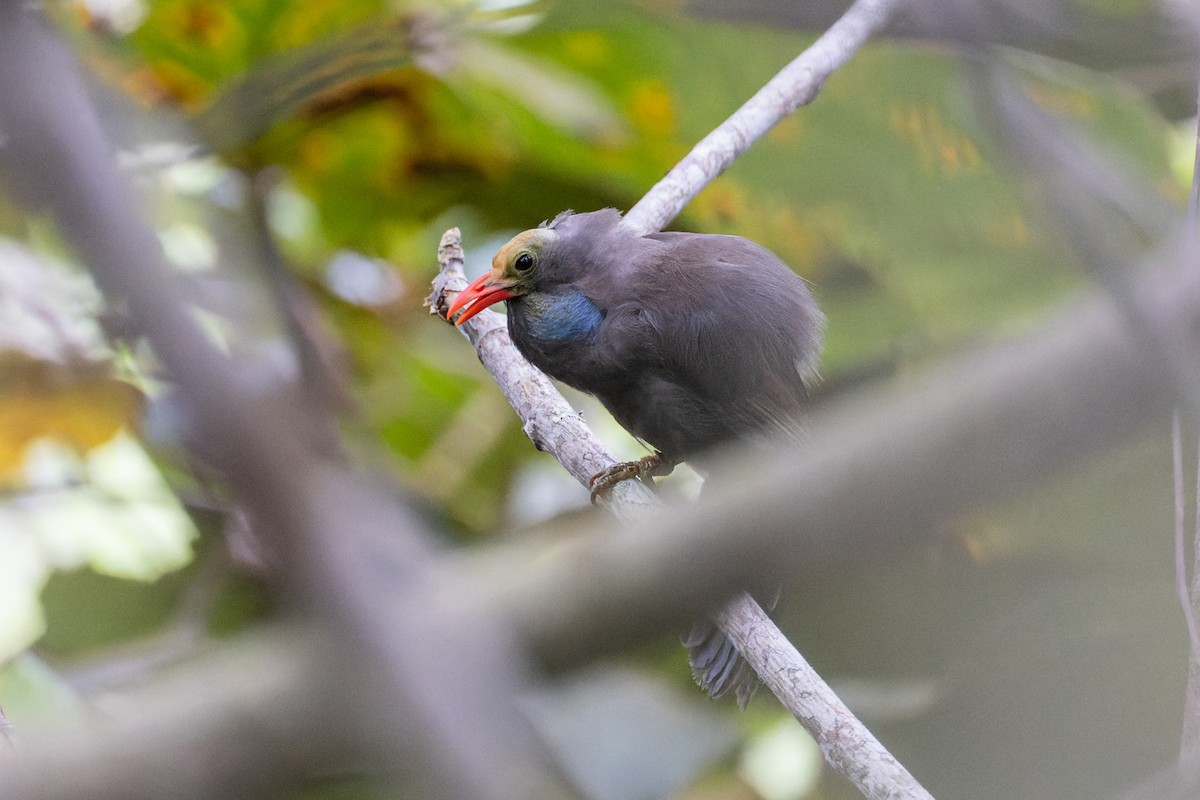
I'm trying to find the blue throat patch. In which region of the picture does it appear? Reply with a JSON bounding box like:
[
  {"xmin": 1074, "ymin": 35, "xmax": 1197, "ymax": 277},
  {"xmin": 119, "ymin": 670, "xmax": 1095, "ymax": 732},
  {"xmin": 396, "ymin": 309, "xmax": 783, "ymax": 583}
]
[{"xmin": 521, "ymin": 290, "xmax": 603, "ymax": 343}]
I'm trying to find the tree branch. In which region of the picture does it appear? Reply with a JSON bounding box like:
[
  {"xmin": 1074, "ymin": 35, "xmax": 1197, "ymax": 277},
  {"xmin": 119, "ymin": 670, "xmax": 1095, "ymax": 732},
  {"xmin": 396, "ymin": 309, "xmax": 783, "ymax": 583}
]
[
  {"xmin": 0, "ymin": 626, "xmax": 339, "ymax": 800},
  {"xmin": 1178, "ymin": 58, "xmax": 1200, "ymax": 764},
  {"xmin": 0, "ymin": 705, "xmax": 16, "ymax": 752},
  {"xmin": 433, "ymin": 229, "xmax": 931, "ymax": 796},
  {"xmin": 965, "ymin": 51, "xmax": 1200, "ymax": 763},
  {"xmin": 460, "ymin": 251, "xmax": 1190, "ymax": 672},
  {"xmin": 622, "ymin": 0, "xmax": 905, "ymax": 235},
  {"xmin": 715, "ymin": 595, "xmax": 932, "ymax": 799},
  {"xmin": 0, "ymin": 9, "xmax": 568, "ymax": 800},
  {"xmin": 428, "ymin": 231, "xmax": 661, "ymax": 519},
  {"xmin": 428, "ymin": 1, "xmax": 927, "ymax": 797}
]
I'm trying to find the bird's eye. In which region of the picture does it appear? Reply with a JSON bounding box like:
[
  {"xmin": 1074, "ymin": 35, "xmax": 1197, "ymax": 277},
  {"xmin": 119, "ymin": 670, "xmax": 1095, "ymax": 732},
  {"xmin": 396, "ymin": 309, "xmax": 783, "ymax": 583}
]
[{"xmin": 515, "ymin": 253, "xmax": 535, "ymax": 272}]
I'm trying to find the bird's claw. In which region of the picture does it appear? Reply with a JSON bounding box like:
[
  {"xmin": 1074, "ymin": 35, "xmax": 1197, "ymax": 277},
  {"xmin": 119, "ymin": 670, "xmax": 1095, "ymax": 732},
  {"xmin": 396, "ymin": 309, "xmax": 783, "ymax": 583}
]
[{"xmin": 588, "ymin": 452, "xmax": 674, "ymax": 504}]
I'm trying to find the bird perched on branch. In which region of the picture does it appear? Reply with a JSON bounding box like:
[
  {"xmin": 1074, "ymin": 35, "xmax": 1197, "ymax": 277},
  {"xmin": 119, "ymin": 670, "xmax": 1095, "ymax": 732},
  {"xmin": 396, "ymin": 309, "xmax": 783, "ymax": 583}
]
[{"xmin": 447, "ymin": 208, "xmax": 823, "ymax": 705}]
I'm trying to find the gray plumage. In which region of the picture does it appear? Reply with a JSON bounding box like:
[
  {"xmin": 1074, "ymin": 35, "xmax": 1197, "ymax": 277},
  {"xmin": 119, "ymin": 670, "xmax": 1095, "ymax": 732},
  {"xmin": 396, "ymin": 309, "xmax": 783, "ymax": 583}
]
[
  {"xmin": 449, "ymin": 208, "xmax": 823, "ymax": 705},
  {"xmin": 508, "ymin": 209, "xmax": 823, "ymax": 467}
]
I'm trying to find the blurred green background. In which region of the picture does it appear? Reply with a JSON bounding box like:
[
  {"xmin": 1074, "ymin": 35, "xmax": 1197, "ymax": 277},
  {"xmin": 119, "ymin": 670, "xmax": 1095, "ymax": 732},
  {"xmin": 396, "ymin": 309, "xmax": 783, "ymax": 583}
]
[{"xmin": 0, "ymin": 0, "xmax": 1194, "ymax": 798}]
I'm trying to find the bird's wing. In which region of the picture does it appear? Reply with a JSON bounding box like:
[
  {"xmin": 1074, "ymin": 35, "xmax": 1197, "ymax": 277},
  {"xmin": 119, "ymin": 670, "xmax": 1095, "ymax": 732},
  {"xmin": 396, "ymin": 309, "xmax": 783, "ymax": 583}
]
[{"xmin": 619, "ymin": 233, "xmax": 823, "ymax": 435}]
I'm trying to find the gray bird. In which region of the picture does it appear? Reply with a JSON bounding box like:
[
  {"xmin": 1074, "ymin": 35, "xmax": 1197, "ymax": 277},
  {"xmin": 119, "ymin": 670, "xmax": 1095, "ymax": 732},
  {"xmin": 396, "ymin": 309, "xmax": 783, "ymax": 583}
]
[{"xmin": 447, "ymin": 208, "xmax": 824, "ymax": 706}]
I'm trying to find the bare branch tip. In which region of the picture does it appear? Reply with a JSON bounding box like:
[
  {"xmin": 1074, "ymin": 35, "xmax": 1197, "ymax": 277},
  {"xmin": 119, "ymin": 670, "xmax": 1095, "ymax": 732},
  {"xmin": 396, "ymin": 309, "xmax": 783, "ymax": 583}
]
[
  {"xmin": 438, "ymin": 227, "xmax": 464, "ymax": 260},
  {"xmin": 427, "ymin": 227, "xmax": 468, "ymax": 319}
]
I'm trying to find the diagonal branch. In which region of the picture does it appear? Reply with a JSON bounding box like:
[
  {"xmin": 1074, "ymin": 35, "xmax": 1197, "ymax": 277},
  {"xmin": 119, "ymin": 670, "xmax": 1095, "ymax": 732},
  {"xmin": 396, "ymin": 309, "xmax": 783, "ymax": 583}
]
[
  {"xmin": 0, "ymin": 627, "xmax": 342, "ymax": 800},
  {"xmin": 622, "ymin": 0, "xmax": 904, "ymax": 235},
  {"xmin": 0, "ymin": 705, "xmax": 15, "ymax": 752},
  {"xmin": 433, "ymin": 237, "xmax": 931, "ymax": 800},
  {"xmin": 1178, "ymin": 59, "xmax": 1200, "ymax": 764},
  {"xmin": 968, "ymin": 50, "xmax": 1200, "ymax": 763},
  {"xmin": 428, "ymin": 231, "xmax": 661, "ymax": 520},
  {"xmin": 0, "ymin": 9, "xmax": 568, "ymax": 800},
  {"xmin": 428, "ymin": 1, "xmax": 924, "ymax": 798}
]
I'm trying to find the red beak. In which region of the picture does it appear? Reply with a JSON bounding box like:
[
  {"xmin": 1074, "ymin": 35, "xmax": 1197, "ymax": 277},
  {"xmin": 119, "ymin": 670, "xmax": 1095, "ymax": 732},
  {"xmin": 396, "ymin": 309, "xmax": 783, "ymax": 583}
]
[{"xmin": 446, "ymin": 272, "xmax": 518, "ymax": 326}]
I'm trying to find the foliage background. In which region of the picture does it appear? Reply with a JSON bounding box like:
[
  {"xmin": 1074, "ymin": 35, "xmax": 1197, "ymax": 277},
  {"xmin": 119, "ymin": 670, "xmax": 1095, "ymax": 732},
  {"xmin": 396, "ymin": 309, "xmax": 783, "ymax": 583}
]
[{"xmin": 0, "ymin": 0, "xmax": 1193, "ymax": 798}]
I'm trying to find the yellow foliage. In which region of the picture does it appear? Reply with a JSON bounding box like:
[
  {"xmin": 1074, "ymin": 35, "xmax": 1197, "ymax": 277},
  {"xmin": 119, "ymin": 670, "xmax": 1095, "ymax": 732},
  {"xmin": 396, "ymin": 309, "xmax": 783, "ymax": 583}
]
[
  {"xmin": 562, "ymin": 31, "xmax": 611, "ymax": 67},
  {"xmin": 147, "ymin": 59, "xmax": 211, "ymax": 108},
  {"xmin": 1025, "ymin": 82, "xmax": 1099, "ymax": 119},
  {"xmin": 629, "ymin": 79, "xmax": 676, "ymax": 138},
  {"xmin": 888, "ymin": 102, "xmax": 983, "ymax": 176},
  {"xmin": 766, "ymin": 113, "xmax": 804, "ymax": 144},
  {"xmin": 158, "ymin": 2, "xmax": 240, "ymax": 52},
  {"xmin": 0, "ymin": 356, "xmax": 143, "ymax": 483}
]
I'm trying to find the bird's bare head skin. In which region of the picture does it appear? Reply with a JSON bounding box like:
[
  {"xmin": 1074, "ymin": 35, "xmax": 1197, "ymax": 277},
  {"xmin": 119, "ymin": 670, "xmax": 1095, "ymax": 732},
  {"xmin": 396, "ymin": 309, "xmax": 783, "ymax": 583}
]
[{"xmin": 447, "ymin": 228, "xmax": 558, "ymax": 325}]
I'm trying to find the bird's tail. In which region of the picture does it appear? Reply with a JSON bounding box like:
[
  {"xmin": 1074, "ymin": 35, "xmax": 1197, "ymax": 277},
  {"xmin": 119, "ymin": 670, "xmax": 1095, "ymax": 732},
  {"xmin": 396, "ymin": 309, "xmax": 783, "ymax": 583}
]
[{"xmin": 683, "ymin": 620, "xmax": 759, "ymax": 709}]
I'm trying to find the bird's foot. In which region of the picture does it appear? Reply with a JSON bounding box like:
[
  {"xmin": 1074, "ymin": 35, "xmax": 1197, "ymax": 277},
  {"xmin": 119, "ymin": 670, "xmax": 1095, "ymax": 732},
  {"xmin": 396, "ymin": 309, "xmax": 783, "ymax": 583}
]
[{"xmin": 588, "ymin": 452, "xmax": 674, "ymax": 504}]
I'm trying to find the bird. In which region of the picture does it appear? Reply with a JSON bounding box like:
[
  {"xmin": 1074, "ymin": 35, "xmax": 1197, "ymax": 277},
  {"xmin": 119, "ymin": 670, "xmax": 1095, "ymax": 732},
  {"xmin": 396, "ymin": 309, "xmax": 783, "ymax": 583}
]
[{"xmin": 446, "ymin": 208, "xmax": 823, "ymax": 706}]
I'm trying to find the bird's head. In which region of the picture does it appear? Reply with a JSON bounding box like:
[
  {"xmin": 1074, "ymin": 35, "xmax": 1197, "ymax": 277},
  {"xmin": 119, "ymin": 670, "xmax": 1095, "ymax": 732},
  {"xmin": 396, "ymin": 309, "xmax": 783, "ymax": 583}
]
[{"xmin": 447, "ymin": 227, "xmax": 559, "ymax": 326}]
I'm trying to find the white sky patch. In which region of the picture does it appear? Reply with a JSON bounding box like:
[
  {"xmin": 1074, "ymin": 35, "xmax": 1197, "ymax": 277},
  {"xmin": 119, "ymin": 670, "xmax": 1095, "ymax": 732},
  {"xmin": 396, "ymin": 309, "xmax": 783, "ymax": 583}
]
[
  {"xmin": 158, "ymin": 222, "xmax": 217, "ymax": 272},
  {"xmin": 325, "ymin": 250, "xmax": 406, "ymax": 307},
  {"xmin": 79, "ymin": 0, "xmax": 147, "ymax": 34},
  {"xmin": 267, "ymin": 184, "xmax": 319, "ymax": 242},
  {"xmin": 739, "ymin": 716, "xmax": 824, "ymax": 800},
  {"xmin": 472, "ymin": 0, "xmax": 543, "ymax": 34},
  {"xmin": 160, "ymin": 157, "xmax": 227, "ymax": 196}
]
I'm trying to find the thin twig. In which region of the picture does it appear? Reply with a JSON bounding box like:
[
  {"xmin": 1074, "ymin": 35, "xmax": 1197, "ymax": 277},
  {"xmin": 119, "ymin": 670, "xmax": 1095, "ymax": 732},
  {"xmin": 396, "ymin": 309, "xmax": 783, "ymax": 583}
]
[
  {"xmin": 427, "ymin": 230, "xmax": 660, "ymax": 520},
  {"xmin": 622, "ymin": 0, "xmax": 904, "ymax": 235},
  {"xmin": 0, "ymin": 705, "xmax": 16, "ymax": 751},
  {"xmin": 1180, "ymin": 64, "xmax": 1200, "ymax": 763},
  {"xmin": 246, "ymin": 168, "xmax": 350, "ymax": 421},
  {"xmin": 716, "ymin": 596, "xmax": 933, "ymax": 799},
  {"xmin": 1174, "ymin": 412, "xmax": 1200, "ymax": 662}
]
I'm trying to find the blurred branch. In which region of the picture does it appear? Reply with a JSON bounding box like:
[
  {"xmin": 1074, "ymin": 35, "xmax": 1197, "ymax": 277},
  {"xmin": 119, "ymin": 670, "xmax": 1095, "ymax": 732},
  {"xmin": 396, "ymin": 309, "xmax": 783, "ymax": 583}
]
[
  {"xmin": 1123, "ymin": 755, "xmax": 1200, "ymax": 800},
  {"xmin": 973, "ymin": 55, "xmax": 1200, "ymax": 411},
  {"xmin": 192, "ymin": 15, "xmax": 452, "ymax": 155},
  {"xmin": 55, "ymin": 545, "xmax": 229, "ymax": 697},
  {"xmin": 689, "ymin": 0, "xmax": 1193, "ymax": 67},
  {"xmin": 0, "ymin": 705, "xmax": 16, "ymax": 751},
  {"xmin": 622, "ymin": 0, "xmax": 904, "ymax": 235},
  {"xmin": 0, "ymin": 626, "xmax": 342, "ymax": 800},
  {"xmin": 246, "ymin": 167, "xmax": 352, "ymax": 424},
  {"xmin": 968, "ymin": 52, "xmax": 1200, "ymax": 762},
  {"xmin": 1178, "ymin": 63, "xmax": 1200, "ymax": 764},
  {"xmin": 461, "ymin": 250, "xmax": 1191, "ymax": 670},
  {"xmin": 428, "ymin": 2, "xmax": 931, "ymax": 797},
  {"xmin": 0, "ymin": 8, "xmax": 567, "ymax": 800},
  {"xmin": 431, "ymin": 230, "xmax": 935, "ymax": 800},
  {"xmin": 1177, "ymin": 410, "xmax": 1200, "ymax": 760}
]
